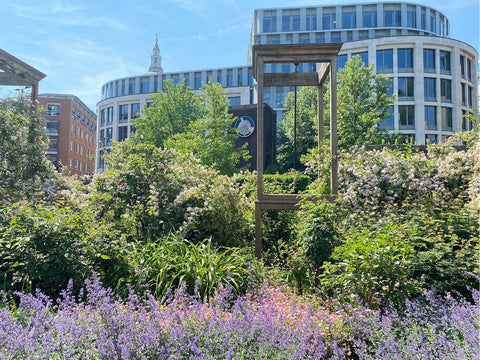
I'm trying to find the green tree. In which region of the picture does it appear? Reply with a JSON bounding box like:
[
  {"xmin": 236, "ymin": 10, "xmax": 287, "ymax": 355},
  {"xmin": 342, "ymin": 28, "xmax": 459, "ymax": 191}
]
[
  {"xmin": 0, "ymin": 96, "xmax": 52, "ymax": 203},
  {"xmin": 278, "ymin": 55, "xmax": 397, "ymax": 170},
  {"xmin": 165, "ymin": 79, "xmax": 249, "ymax": 175},
  {"xmin": 278, "ymin": 87, "xmax": 318, "ymax": 171},
  {"xmin": 132, "ymin": 79, "xmax": 203, "ymax": 147},
  {"xmin": 337, "ymin": 55, "xmax": 397, "ymax": 150}
]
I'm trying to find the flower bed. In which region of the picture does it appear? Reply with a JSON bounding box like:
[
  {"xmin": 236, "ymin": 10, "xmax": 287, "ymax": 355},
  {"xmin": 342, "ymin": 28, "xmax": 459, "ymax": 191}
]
[{"xmin": 1, "ymin": 279, "xmax": 477, "ymax": 359}]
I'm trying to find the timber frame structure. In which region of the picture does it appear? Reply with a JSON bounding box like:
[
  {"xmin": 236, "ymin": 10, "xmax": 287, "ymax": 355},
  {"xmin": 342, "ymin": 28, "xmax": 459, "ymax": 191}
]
[
  {"xmin": 0, "ymin": 48, "xmax": 46, "ymax": 101},
  {"xmin": 252, "ymin": 43, "xmax": 342, "ymax": 258}
]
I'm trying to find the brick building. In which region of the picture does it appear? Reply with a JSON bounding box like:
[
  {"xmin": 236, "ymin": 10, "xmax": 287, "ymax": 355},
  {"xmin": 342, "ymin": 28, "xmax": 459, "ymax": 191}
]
[{"xmin": 38, "ymin": 94, "xmax": 97, "ymax": 176}]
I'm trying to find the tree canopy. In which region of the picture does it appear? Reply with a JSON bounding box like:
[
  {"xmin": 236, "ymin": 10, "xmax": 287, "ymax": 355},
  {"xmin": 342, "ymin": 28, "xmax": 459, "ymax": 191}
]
[
  {"xmin": 336, "ymin": 55, "xmax": 397, "ymax": 150},
  {"xmin": 132, "ymin": 79, "xmax": 203, "ymax": 148},
  {"xmin": 278, "ymin": 55, "xmax": 397, "ymax": 171},
  {"xmin": 133, "ymin": 79, "xmax": 249, "ymax": 175}
]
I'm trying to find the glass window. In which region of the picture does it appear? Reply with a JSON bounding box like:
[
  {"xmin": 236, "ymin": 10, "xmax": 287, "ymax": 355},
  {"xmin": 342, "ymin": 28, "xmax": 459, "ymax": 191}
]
[
  {"xmin": 386, "ymin": 78, "xmax": 394, "ymax": 97},
  {"xmin": 119, "ymin": 104, "xmax": 129, "ymax": 123},
  {"xmin": 128, "ymin": 81, "xmax": 136, "ymax": 94},
  {"xmin": 376, "ymin": 49, "xmax": 393, "ymax": 73},
  {"xmin": 331, "ymin": 33, "xmax": 341, "ymax": 43},
  {"xmin": 423, "ymin": 49, "xmax": 435, "ymax": 72},
  {"xmin": 46, "ymin": 104, "xmax": 60, "ymax": 116},
  {"xmin": 263, "ymin": 88, "xmax": 271, "ymax": 106},
  {"xmin": 398, "ymin": 77, "xmax": 414, "ymax": 98},
  {"xmin": 71, "ymin": 140, "xmax": 74, "ymax": 151},
  {"xmin": 425, "ymin": 134, "xmax": 437, "ymax": 143},
  {"xmin": 353, "ymin": 52, "xmax": 368, "ymax": 66},
  {"xmin": 467, "ymin": 59, "xmax": 472, "ymax": 81},
  {"xmin": 118, "ymin": 126, "xmax": 128, "ymax": 142},
  {"xmin": 229, "ymin": 96, "xmax": 241, "ymax": 106},
  {"xmin": 140, "ymin": 79, "xmax": 149, "ymax": 93},
  {"xmin": 263, "ymin": 13, "xmax": 277, "ymax": 32},
  {"xmin": 384, "ymin": 10, "xmax": 401, "ymax": 27},
  {"xmin": 316, "ymin": 34, "xmax": 325, "ymax": 43},
  {"xmin": 194, "ymin": 74, "xmax": 202, "ymax": 90},
  {"xmin": 363, "ymin": 11, "xmax": 377, "ymax": 28},
  {"xmin": 342, "ymin": 12, "xmax": 356, "ymax": 29},
  {"xmin": 227, "ymin": 71, "xmax": 233, "ymax": 87},
  {"xmin": 238, "ymin": 73, "xmax": 243, "ymax": 86},
  {"xmin": 425, "ymin": 106, "xmax": 437, "ymax": 130},
  {"xmin": 430, "ymin": 16, "xmax": 436, "ymax": 32},
  {"xmin": 439, "ymin": 51, "xmax": 451, "ymax": 74},
  {"xmin": 441, "ymin": 107, "xmax": 452, "ymax": 130},
  {"xmin": 248, "ymin": 72, "xmax": 254, "ymax": 86},
  {"xmin": 322, "ymin": 12, "xmax": 336, "ymax": 30},
  {"xmin": 105, "ymin": 128, "xmax": 113, "ymax": 146},
  {"xmin": 440, "ymin": 79, "xmax": 452, "ymax": 102},
  {"xmin": 282, "ymin": 14, "xmax": 300, "ymax": 31},
  {"xmin": 468, "ymin": 86, "xmax": 473, "ymax": 107},
  {"xmin": 460, "ymin": 55, "xmax": 465, "ymax": 78},
  {"xmin": 131, "ymin": 103, "xmax": 140, "ymax": 119},
  {"xmin": 461, "ymin": 84, "xmax": 466, "ymax": 105},
  {"xmin": 282, "ymin": 64, "xmax": 291, "ymax": 73},
  {"xmin": 45, "ymin": 119, "xmax": 59, "ymax": 135},
  {"xmin": 100, "ymin": 108, "xmax": 106, "ymax": 126},
  {"xmin": 299, "ymin": 34, "xmax": 310, "ymax": 44},
  {"xmin": 378, "ymin": 106, "xmax": 394, "ymax": 129},
  {"xmin": 107, "ymin": 107, "xmax": 113, "ymax": 124},
  {"xmin": 398, "ymin": 48, "xmax": 413, "ymax": 71},
  {"xmin": 306, "ymin": 13, "xmax": 317, "ymax": 30},
  {"xmin": 462, "ymin": 111, "xmax": 470, "ymax": 131},
  {"xmin": 424, "ymin": 78, "xmax": 436, "ymax": 101},
  {"xmin": 399, "ymin": 105, "xmax": 415, "ymax": 129},
  {"xmin": 407, "ymin": 11, "xmax": 416, "ymax": 27},
  {"xmin": 337, "ymin": 54, "xmax": 348, "ymax": 71},
  {"xmin": 421, "ymin": 12, "xmax": 426, "ymax": 30}
]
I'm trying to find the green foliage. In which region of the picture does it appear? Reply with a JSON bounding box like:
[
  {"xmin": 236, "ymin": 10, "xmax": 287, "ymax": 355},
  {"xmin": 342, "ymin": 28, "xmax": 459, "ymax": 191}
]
[
  {"xmin": 0, "ymin": 203, "xmax": 121, "ymax": 296},
  {"xmin": 132, "ymin": 79, "xmax": 203, "ymax": 147},
  {"xmin": 320, "ymin": 223, "xmax": 418, "ymax": 307},
  {"xmin": 337, "ymin": 55, "xmax": 398, "ymax": 150},
  {"xmin": 94, "ymin": 141, "xmax": 253, "ymax": 247},
  {"xmin": 128, "ymin": 235, "xmax": 254, "ymax": 300},
  {"xmin": 278, "ymin": 87, "xmax": 318, "ymax": 170},
  {"xmin": 0, "ymin": 97, "xmax": 52, "ymax": 204},
  {"xmin": 165, "ymin": 79, "xmax": 250, "ymax": 175}
]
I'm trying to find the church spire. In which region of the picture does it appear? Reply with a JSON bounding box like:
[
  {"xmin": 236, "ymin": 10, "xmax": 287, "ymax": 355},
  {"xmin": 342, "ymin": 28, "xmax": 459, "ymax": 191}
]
[{"xmin": 148, "ymin": 34, "xmax": 163, "ymax": 74}]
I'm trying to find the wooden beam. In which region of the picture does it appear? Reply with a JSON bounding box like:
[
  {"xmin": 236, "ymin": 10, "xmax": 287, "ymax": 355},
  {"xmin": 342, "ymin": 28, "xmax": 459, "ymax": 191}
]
[
  {"xmin": 0, "ymin": 48, "xmax": 46, "ymax": 82},
  {"xmin": 317, "ymin": 63, "xmax": 330, "ymax": 84},
  {"xmin": 263, "ymin": 72, "xmax": 319, "ymax": 87},
  {"xmin": 0, "ymin": 72, "xmax": 32, "ymax": 86}
]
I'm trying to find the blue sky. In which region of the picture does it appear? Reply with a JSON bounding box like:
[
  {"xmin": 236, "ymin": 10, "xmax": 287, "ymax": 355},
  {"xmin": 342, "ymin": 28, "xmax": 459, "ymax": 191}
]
[{"xmin": 0, "ymin": 0, "xmax": 478, "ymax": 111}]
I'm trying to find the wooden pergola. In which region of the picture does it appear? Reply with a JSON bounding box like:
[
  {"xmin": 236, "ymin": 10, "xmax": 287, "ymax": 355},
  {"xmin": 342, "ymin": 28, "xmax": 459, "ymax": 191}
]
[
  {"xmin": 252, "ymin": 43, "xmax": 342, "ymax": 258},
  {"xmin": 0, "ymin": 48, "xmax": 46, "ymax": 101}
]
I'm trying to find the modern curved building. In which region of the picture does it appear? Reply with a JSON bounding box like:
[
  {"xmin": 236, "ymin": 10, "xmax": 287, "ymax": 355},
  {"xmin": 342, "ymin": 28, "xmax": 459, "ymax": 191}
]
[{"xmin": 96, "ymin": 2, "xmax": 477, "ymax": 172}]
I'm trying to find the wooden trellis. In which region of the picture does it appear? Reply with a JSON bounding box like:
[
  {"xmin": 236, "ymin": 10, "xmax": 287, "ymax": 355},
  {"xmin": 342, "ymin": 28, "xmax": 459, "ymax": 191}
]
[
  {"xmin": 252, "ymin": 43, "xmax": 342, "ymax": 258},
  {"xmin": 0, "ymin": 48, "xmax": 46, "ymax": 101}
]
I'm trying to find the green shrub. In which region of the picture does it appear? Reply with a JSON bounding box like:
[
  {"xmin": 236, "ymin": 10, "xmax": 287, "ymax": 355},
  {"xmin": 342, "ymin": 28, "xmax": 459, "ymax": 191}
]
[
  {"xmin": 128, "ymin": 235, "xmax": 254, "ymax": 300},
  {"xmin": 94, "ymin": 141, "xmax": 253, "ymax": 247},
  {"xmin": 320, "ymin": 223, "xmax": 418, "ymax": 307}
]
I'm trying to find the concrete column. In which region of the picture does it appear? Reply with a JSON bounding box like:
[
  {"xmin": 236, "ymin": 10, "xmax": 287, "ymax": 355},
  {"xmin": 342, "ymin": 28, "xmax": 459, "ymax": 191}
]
[
  {"xmin": 335, "ymin": 6, "xmax": 342, "ymax": 29},
  {"xmin": 317, "ymin": 7, "xmax": 323, "ymax": 30},
  {"xmin": 377, "ymin": 3, "xmax": 384, "ymax": 27},
  {"xmin": 300, "ymin": 8, "xmax": 306, "ymax": 30}
]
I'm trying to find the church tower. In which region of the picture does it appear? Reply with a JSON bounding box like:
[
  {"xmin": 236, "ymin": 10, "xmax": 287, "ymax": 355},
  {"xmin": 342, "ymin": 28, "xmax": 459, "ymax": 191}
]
[{"xmin": 148, "ymin": 34, "xmax": 163, "ymax": 74}]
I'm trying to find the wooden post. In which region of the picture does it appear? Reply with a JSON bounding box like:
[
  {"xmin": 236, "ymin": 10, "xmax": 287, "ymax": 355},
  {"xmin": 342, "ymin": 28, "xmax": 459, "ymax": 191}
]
[{"xmin": 330, "ymin": 57, "xmax": 338, "ymax": 195}]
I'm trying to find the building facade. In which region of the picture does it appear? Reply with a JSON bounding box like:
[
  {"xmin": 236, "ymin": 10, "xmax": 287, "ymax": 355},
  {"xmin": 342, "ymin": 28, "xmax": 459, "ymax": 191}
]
[
  {"xmin": 39, "ymin": 94, "xmax": 97, "ymax": 176},
  {"xmin": 96, "ymin": 2, "xmax": 478, "ymax": 171}
]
